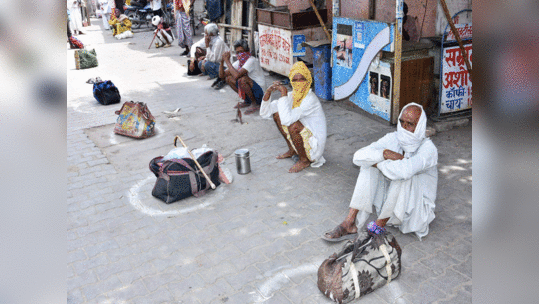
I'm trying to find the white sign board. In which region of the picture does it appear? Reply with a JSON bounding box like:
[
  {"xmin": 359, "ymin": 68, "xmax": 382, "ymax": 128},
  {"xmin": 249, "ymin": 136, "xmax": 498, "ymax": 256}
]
[
  {"xmin": 440, "ymin": 44, "xmax": 472, "ymax": 113},
  {"xmin": 258, "ymin": 24, "xmax": 293, "ymax": 76},
  {"xmin": 446, "ymin": 23, "xmax": 472, "ymax": 41}
]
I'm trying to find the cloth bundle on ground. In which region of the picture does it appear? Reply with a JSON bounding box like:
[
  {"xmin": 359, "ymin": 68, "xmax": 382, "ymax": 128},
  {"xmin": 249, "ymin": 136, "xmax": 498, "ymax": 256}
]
[
  {"xmin": 93, "ymin": 80, "xmax": 121, "ymax": 105},
  {"xmin": 149, "ymin": 146, "xmax": 221, "ymax": 204},
  {"xmin": 113, "ymin": 101, "xmax": 155, "ymax": 138},
  {"xmin": 317, "ymin": 228, "xmax": 402, "ymax": 303},
  {"xmin": 69, "ymin": 36, "xmax": 84, "ymax": 49},
  {"xmin": 74, "ymin": 49, "xmax": 98, "ymax": 69},
  {"xmin": 115, "ymin": 30, "xmax": 134, "ymax": 39}
]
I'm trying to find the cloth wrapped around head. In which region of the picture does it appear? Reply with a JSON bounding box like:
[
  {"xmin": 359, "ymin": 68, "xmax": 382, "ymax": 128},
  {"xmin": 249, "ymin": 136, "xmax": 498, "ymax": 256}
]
[
  {"xmin": 396, "ymin": 102, "xmax": 427, "ymax": 154},
  {"xmin": 289, "ymin": 61, "xmax": 312, "ymax": 109}
]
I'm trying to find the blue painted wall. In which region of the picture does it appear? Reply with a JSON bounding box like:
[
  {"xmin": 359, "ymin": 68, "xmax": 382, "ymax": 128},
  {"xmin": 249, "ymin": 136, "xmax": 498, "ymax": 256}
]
[{"xmin": 331, "ymin": 17, "xmax": 394, "ymax": 121}]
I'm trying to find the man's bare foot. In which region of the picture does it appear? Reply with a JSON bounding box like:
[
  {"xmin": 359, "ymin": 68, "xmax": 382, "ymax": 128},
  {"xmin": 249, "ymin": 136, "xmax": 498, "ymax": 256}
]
[
  {"xmin": 276, "ymin": 150, "xmax": 296, "ymax": 159},
  {"xmin": 289, "ymin": 160, "xmax": 311, "ymax": 173}
]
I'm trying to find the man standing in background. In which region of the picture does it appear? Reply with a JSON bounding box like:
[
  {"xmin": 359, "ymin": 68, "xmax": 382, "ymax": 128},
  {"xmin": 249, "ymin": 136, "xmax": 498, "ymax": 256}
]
[
  {"xmin": 175, "ymin": 0, "xmax": 196, "ymax": 56},
  {"xmin": 67, "ymin": 0, "xmax": 85, "ymax": 35},
  {"xmin": 100, "ymin": 0, "xmax": 113, "ymax": 30}
]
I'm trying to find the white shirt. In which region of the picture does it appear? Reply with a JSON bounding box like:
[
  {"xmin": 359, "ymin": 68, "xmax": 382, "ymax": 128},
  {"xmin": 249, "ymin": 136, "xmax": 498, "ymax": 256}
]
[
  {"xmin": 150, "ymin": 0, "xmax": 162, "ymax": 10},
  {"xmin": 260, "ymin": 89, "xmax": 327, "ymax": 166},
  {"xmin": 205, "ymin": 36, "xmax": 229, "ymax": 63},
  {"xmin": 231, "ymin": 57, "xmax": 267, "ymax": 91}
]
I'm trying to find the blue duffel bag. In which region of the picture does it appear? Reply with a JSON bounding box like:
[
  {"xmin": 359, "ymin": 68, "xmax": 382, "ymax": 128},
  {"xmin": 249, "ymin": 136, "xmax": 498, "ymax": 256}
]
[{"xmin": 93, "ymin": 80, "xmax": 121, "ymax": 105}]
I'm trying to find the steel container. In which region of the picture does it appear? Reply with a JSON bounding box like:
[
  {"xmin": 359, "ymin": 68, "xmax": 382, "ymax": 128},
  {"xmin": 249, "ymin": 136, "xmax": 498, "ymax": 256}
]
[{"xmin": 235, "ymin": 149, "xmax": 251, "ymax": 174}]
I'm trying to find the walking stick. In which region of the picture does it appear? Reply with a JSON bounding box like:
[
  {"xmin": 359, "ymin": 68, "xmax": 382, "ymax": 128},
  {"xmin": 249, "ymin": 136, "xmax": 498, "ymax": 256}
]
[
  {"xmin": 174, "ymin": 136, "xmax": 217, "ymax": 189},
  {"xmin": 148, "ymin": 30, "xmax": 158, "ymax": 49}
]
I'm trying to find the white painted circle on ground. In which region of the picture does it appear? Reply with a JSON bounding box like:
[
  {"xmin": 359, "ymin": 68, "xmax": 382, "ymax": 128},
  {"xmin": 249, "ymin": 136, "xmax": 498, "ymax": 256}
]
[{"xmin": 128, "ymin": 175, "xmax": 226, "ymax": 216}]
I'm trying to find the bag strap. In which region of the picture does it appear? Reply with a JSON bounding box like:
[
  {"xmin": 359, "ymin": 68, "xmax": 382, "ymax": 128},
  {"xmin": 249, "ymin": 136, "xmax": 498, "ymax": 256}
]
[
  {"xmin": 200, "ymin": 152, "xmax": 218, "ymax": 180},
  {"xmin": 379, "ymin": 244, "xmax": 393, "ymax": 283},
  {"xmin": 149, "ymin": 156, "xmax": 164, "ymax": 174},
  {"xmin": 348, "ymin": 256, "xmax": 361, "ymax": 300},
  {"xmin": 176, "ymin": 159, "xmax": 202, "ymax": 197}
]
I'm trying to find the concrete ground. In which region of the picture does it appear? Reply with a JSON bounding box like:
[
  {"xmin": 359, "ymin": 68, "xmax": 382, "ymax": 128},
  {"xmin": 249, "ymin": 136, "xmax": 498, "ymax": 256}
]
[{"xmin": 67, "ymin": 19, "xmax": 472, "ymax": 303}]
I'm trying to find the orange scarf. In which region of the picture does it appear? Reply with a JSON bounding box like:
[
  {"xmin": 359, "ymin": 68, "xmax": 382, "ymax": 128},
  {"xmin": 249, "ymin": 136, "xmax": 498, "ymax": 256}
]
[{"xmin": 289, "ymin": 61, "xmax": 312, "ymax": 109}]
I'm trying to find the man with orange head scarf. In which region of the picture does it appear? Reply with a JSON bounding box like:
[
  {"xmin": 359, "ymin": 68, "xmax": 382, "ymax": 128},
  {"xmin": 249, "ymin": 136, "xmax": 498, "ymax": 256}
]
[{"xmin": 260, "ymin": 62, "xmax": 327, "ymax": 173}]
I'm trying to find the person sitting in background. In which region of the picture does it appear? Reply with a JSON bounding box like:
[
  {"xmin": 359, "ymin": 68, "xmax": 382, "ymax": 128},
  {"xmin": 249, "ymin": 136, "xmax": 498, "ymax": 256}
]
[
  {"xmin": 109, "ymin": 10, "xmax": 132, "ymax": 37},
  {"xmin": 196, "ymin": 24, "xmax": 229, "ymax": 86},
  {"xmin": 219, "ymin": 39, "xmax": 267, "ymax": 115},
  {"xmin": 260, "ymin": 61, "xmax": 327, "ymax": 173},
  {"xmin": 151, "ymin": 16, "xmax": 174, "ymax": 48},
  {"xmin": 187, "ymin": 24, "xmax": 211, "ymax": 75}
]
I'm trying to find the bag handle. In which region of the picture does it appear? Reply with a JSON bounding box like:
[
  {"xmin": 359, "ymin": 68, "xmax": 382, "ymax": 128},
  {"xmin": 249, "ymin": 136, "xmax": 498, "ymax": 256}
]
[{"xmin": 115, "ymin": 101, "xmax": 130, "ymax": 115}]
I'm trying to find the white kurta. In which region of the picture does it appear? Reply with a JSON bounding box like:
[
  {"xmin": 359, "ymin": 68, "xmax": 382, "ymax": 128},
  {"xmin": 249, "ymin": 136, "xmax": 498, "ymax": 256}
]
[
  {"xmin": 68, "ymin": 1, "xmax": 84, "ymax": 32},
  {"xmin": 260, "ymin": 89, "xmax": 327, "ymax": 167},
  {"xmin": 205, "ymin": 36, "xmax": 229, "ymax": 63},
  {"xmin": 350, "ymin": 132, "xmax": 438, "ymax": 239}
]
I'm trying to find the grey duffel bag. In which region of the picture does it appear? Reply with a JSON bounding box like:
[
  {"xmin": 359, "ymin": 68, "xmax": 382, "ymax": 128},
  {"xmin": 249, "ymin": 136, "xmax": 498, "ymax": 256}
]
[{"xmin": 317, "ymin": 229, "xmax": 402, "ymax": 303}]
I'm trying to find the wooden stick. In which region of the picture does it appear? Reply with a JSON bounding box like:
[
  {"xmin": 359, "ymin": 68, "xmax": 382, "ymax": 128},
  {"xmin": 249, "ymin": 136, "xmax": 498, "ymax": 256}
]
[
  {"xmin": 439, "ymin": 0, "xmax": 472, "ymax": 79},
  {"xmin": 308, "ymin": 0, "xmax": 332, "ymax": 41},
  {"xmin": 392, "ymin": 15, "xmax": 403, "ymax": 124},
  {"xmin": 148, "ymin": 30, "xmax": 158, "ymax": 49},
  {"xmin": 174, "ymin": 136, "xmax": 217, "ymax": 189}
]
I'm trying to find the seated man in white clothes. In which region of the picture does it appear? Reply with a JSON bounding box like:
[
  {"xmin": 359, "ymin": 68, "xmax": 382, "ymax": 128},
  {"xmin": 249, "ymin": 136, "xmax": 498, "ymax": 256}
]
[
  {"xmin": 322, "ymin": 103, "xmax": 438, "ymax": 241},
  {"xmin": 187, "ymin": 23, "xmax": 212, "ymax": 75},
  {"xmin": 260, "ymin": 61, "xmax": 327, "ymax": 173},
  {"xmin": 196, "ymin": 23, "xmax": 229, "ymax": 86}
]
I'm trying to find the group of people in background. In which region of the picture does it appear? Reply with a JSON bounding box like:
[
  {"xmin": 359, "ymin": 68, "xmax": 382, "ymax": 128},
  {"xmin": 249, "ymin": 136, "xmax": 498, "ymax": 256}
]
[{"xmin": 68, "ymin": 0, "xmax": 438, "ymax": 243}]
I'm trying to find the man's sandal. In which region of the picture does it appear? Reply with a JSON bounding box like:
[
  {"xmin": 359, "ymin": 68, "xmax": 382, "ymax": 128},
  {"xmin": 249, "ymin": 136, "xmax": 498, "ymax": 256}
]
[
  {"xmin": 321, "ymin": 225, "xmax": 358, "ymax": 242},
  {"xmin": 244, "ymin": 106, "xmax": 260, "ymax": 115}
]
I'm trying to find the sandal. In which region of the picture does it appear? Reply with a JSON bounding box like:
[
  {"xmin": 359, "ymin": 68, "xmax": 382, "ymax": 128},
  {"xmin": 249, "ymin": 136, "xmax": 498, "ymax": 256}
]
[
  {"xmin": 233, "ymin": 102, "xmax": 250, "ymax": 109},
  {"xmin": 321, "ymin": 225, "xmax": 358, "ymax": 242},
  {"xmin": 244, "ymin": 106, "xmax": 260, "ymax": 115}
]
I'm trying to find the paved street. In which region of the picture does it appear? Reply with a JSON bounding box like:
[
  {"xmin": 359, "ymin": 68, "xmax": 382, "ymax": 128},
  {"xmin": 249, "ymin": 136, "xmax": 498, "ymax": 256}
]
[{"xmin": 67, "ymin": 19, "xmax": 471, "ymax": 303}]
